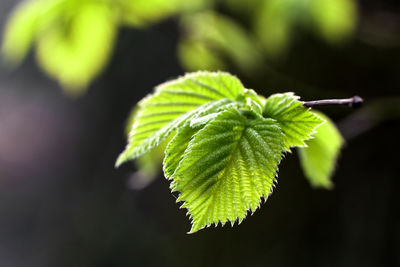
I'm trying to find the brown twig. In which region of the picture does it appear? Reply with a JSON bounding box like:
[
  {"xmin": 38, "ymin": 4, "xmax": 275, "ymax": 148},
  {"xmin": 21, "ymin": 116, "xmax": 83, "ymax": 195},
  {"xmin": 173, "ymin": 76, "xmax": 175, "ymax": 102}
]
[{"xmin": 303, "ymin": 96, "xmax": 363, "ymax": 108}]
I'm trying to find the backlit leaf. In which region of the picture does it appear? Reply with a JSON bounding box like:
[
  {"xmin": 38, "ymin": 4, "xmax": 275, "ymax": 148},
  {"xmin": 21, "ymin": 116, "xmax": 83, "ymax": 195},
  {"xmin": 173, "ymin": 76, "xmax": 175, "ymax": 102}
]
[
  {"xmin": 298, "ymin": 112, "xmax": 344, "ymax": 189},
  {"xmin": 116, "ymin": 72, "xmax": 245, "ymax": 166},
  {"xmin": 1, "ymin": 0, "xmax": 62, "ymax": 65},
  {"xmin": 263, "ymin": 92, "xmax": 325, "ymax": 151},
  {"xmin": 169, "ymin": 108, "xmax": 284, "ymax": 233},
  {"xmin": 36, "ymin": 1, "xmax": 117, "ymax": 95}
]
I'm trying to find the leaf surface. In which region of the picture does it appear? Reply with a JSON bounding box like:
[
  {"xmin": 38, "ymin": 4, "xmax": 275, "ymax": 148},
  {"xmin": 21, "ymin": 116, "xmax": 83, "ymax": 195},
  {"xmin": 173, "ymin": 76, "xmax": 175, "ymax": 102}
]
[
  {"xmin": 168, "ymin": 108, "xmax": 284, "ymax": 233},
  {"xmin": 263, "ymin": 92, "xmax": 325, "ymax": 151},
  {"xmin": 298, "ymin": 112, "xmax": 344, "ymax": 188},
  {"xmin": 116, "ymin": 72, "xmax": 245, "ymax": 166}
]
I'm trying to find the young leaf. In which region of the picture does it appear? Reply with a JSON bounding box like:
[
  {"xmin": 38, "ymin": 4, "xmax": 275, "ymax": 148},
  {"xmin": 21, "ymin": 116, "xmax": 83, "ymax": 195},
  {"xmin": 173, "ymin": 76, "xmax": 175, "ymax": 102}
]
[
  {"xmin": 116, "ymin": 72, "xmax": 245, "ymax": 166},
  {"xmin": 298, "ymin": 112, "xmax": 344, "ymax": 189},
  {"xmin": 263, "ymin": 93, "xmax": 325, "ymax": 151},
  {"xmin": 169, "ymin": 108, "xmax": 284, "ymax": 233}
]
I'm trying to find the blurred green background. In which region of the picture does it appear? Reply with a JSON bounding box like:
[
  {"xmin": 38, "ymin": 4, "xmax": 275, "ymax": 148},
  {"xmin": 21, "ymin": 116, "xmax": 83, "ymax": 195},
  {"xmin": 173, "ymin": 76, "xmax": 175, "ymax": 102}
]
[{"xmin": 0, "ymin": 0, "xmax": 399, "ymax": 266}]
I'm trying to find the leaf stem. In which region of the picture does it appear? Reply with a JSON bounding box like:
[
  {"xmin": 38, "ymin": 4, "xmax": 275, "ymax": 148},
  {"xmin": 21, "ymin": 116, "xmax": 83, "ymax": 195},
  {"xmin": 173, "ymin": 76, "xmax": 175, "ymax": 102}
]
[{"xmin": 303, "ymin": 96, "xmax": 363, "ymax": 108}]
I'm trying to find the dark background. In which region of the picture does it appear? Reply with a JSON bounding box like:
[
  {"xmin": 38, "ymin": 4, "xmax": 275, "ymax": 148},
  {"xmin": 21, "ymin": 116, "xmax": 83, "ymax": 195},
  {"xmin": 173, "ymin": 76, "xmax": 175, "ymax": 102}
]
[{"xmin": 0, "ymin": 0, "xmax": 399, "ymax": 266}]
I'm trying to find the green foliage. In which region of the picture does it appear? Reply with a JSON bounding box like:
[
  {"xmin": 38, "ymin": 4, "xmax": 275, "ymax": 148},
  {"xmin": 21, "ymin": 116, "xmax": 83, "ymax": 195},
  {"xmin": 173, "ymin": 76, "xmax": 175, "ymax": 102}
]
[
  {"xmin": 298, "ymin": 112, "xmax": 344, "ymax": 189},
  {"xmin": 117, "ymin": 71, "xmax": 339, "ymax": 233},
  {"xmin": 2, "ymin": 0, "xmax": 116, "ymax": 94},
  {"xmin": 178, "ymin": 0, "xmax": 358, "ymax": 70},
  {"xmin": 120, "ymin": 0, "xmax": 210, "ymax": 27},
  {"xmin": 254, "ymin": 0, "xmax": 358, "ymax": 57},
  {"xmin": 178, "ymin": 11, "xmax": 262, "ymax": 74},
  {"xmin": 2, "ymin": 0, "xmax": 359, "ymax": 94},
  {"xmin": 310, "ymin": 0, "xmax": 357, "ymax": 43},
  {"xmin": 1, "ymin": 0, "xmax": 208, "ymax": 95},
  {"xmin": 35, "ymin": 1, "xmax": 117, "ymax": 95}
]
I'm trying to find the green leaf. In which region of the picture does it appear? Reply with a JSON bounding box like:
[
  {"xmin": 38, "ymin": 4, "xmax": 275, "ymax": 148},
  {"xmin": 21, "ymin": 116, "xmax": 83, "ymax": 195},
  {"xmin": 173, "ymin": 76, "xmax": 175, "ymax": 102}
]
[
  {"xmin": 178, "ymin": 11, "xmax": 262, "ymax": 73},
  {"xmin": 168, "ymin": 108, "xmax": 284, "ymax": 233},
  {"xmin": 116, "ymin": 71, "xmax": 245, "ymax": 167},
  {"xmin": 298, "ymin": 112, "xmax": 344, "ymax": 189},
  {"xmin": 254, "ymin": 0, "xmax": 295, "ymax": 57},
  {"xmin": 178, "ymin": 38, "xmax": 226, "ymax": 72},
  {"xmin": 1, "ymin": 0, "xmax": 61, "ymax": 65},
  {"xmin": 36, "ymin": 1, "xmax": 117, "ymax": 95},
  {"xmin": 310, "ymin": 0, "xmax": 357, "ymax": 43},
  {"xmin": 263, "ymin": 92, "xmax": 325, "ymax": 151}
]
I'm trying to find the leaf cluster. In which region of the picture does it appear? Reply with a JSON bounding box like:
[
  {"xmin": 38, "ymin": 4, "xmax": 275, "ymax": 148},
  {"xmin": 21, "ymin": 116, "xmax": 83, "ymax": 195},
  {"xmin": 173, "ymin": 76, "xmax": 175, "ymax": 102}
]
[{"xmin": 117, "ymin": 72, "xmax": 343, "ymax": 233}]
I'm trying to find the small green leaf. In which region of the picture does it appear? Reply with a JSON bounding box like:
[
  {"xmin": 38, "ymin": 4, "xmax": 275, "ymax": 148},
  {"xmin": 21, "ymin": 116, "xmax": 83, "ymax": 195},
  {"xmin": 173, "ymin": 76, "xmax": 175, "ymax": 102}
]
[
  {"xmin": 169, "ymin": 108, "xmax": 284, "ymax": 233},
  {"xmin": 178, "ymin": 11, "xmax": 262, "ymax": 73},
  {"xmin": 263, "ymin": 92, "xmax": 325, "ymax": 151},
  {"xmin": 298, "ymin": 112, "xmax": 344, "ymax": 189},
  {"xmin": 116, "ymin": 72, "xmax": 245, "ymax": 166}
]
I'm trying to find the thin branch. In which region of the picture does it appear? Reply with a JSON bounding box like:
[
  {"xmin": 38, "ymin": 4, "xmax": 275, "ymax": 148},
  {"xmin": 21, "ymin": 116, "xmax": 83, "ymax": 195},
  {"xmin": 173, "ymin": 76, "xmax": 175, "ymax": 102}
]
[{"xmin": 303, "ymin": 96, "xmax": 363, "ymax": 108}]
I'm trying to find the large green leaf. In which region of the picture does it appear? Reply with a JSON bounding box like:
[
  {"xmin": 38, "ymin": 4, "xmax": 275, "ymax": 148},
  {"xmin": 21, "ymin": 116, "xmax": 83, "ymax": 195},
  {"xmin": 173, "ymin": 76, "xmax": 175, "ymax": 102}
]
[
  {"xmin": 167, "ymin": 108, "xmax": 284, "ymax": 233},
  {"xmin": 298, "ymin": 112, "xmax": 344, "ymax": 189},
  {"xmin": 116, "ymin": 72, "xmax": 245, "ymax": 166},
  {"xmin": 263, "ymin": 92, "xmax": 325, "ymax": 151}
]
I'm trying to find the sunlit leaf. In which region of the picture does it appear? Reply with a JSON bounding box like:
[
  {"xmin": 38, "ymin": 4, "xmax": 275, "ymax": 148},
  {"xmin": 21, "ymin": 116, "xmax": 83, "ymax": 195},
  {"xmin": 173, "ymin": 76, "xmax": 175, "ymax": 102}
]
[
  {"xmin": 163, "ymin": 125, "xmax": 200, "ymax": 178},
  {"xmin": 116, "ymin": 71, "xmax": 245, "ymax": 166},
  {"xmin": 298, "ymin": 112, "xmax": 344, "ymax": 189},
  {"xmin": 116, "ymin": 71, "xmax": 350, "ymax": 233},
  {"xmin": 1, "ymin": 0, "xmax": 62, "ymax": 65},
  {"xmin": 263, "ymin": 92, "xmax": 325, "ymax": 151},
  {"xmin": 167, "ymin": 108, "xmax": 284, "ymax": 233},
  {"xmin": 36, "ymin": 1, "xmax": 117, "ymax": 95}
]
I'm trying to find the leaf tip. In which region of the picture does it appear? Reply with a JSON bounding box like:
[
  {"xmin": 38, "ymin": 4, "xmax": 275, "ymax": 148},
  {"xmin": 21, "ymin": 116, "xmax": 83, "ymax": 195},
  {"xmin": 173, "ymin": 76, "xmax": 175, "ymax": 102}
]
[
  {"xmin": 187, "ymin": 222, "xmax": 203, "ymax": 234},
  {"xmin": 115, "ymin": 152, "xmax": 128, "ymax": 168}
]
